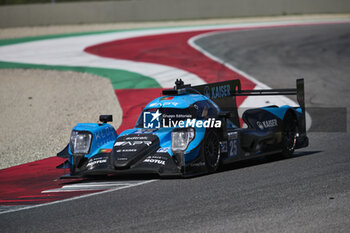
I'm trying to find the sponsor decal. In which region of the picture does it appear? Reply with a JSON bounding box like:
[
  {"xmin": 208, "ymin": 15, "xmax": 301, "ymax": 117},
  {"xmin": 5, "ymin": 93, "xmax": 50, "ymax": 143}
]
[
  {"xmin": 116, "ymin": 149, "xmax": 137, "ymax": 153},
  {"xmin": 157, "ymin": 147, "xmax": 170, "ymax": 153},
  {"xmin": 203, "ymin": 84, "xmax": 231, "ymax": 99},
  {"xmin": 125, "ymin": 136, "xmax": 148, "ymax": 140},
  {"xmin": 162, "ymin": 102, "xmax": 178, "ymax": 107},
  {"xmin": 228, "ymin": 132, "xmax": 238, "ymax": 139},
  {"xmin": 98, "ymin": 148, "xmax": 112, "ymax": 153},
  {"xmin": 87, "ymin": 157, "xmax": 107, "ymax": 169},
  {"xmin": 189, "ymin": 162, "xmax": 205, "ymax": 167},
  {"xmin": 94, "ymin": 126, "xmax": 116, "ymax": 148},
  {"xmin": 143, "ymin": 155, "xmax": 167, "ymax": 165},
  {"xmin": 256, "ymin": 119, "xmax": 278, "ymax": 130},
  {"xmin": 149, "ymin": 102, "xmax": 178, "ymax": 107},
  {"xmin": 134, "ymin": 128, "xmax": 157, "ymax": 134},
  {"xmin": 160, "ymin": 96, "xmax": 174, "ymax": 100},
  {"xmin": 256, "ymin": 121, "xmax": 264, "ymax": 130},
  {"xmin": 114, "ymin": 141, "xmax": 152, "ymax": 146},
  {"xmin": 149, "ymin": 103, "xmax": 162, "ymax": 107}
]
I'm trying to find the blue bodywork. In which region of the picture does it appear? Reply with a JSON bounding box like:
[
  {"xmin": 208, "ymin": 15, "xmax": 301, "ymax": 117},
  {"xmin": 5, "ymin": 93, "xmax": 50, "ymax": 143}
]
[
  {"xmin": 261, "ymin": 105, "xmax": 303, "ymax": 120},
  {"xmin": 64, "ymin": 93, "xmax": 213, "ymax": 169},
  {"xmin": 67, "ymin": 123, "xmax": 118, "ymax": 165},
  {"xmin": 145, "ymin": 94, "xmax": 209, "ymax": 109}
]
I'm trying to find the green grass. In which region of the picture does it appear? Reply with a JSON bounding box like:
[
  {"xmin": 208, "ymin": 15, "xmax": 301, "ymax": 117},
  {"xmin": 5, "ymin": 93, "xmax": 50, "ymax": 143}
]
[{"xmin": 0, "ymin": 61, "xmax": 161, "ymax": 89}]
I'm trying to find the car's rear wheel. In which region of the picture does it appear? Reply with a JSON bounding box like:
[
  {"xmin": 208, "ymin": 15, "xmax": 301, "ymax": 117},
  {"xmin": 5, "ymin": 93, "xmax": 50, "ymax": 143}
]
[
  {"xmin": 201, "ymin": 130, "xmax": 220, "ymax": 173},
  {"xmin": 281, "ymin": 113, "xmax": 297, "ymax": 158}
]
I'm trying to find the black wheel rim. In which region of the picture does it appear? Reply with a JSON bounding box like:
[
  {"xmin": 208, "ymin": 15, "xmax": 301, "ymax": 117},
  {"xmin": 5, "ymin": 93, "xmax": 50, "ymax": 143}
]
[{"xmin": 204, "ymin": 132, "xmax": 220, "ymax": 168}]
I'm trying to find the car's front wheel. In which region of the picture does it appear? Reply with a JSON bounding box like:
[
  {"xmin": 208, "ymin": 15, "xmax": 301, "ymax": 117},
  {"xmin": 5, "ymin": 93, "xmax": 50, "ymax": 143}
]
[{"xmin": 201, "ymin": 130, "xmax": 220, "ymax": 173}]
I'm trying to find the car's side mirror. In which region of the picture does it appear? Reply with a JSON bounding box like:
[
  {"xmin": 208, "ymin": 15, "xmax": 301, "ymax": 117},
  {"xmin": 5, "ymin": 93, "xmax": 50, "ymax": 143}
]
[{"xmin": 99, "ymin": 115, "xmax": 113, "ymax": 123}]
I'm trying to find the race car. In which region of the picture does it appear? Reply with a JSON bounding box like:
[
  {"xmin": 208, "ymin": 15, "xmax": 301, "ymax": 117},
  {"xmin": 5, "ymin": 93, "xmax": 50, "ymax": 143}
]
[{"xmin": 57, "ymin": 79, "xmax": 308, "ymax": 178}]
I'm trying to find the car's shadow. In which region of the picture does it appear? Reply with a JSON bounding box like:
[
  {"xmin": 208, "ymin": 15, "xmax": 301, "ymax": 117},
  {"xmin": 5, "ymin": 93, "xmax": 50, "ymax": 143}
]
[
  {"xmin": 219, "ymin": 150, "xmax": 321, "ymax": 174},
  {"xmin": 61, "ymin": 150, "xmax": 321, "ymax": 185}
]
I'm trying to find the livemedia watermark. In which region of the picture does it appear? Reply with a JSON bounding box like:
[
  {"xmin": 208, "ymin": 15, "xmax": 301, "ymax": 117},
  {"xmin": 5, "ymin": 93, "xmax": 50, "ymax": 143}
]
[{"xmin": 143, "ymin": 110, "xmax": 222, "ymax": 129}]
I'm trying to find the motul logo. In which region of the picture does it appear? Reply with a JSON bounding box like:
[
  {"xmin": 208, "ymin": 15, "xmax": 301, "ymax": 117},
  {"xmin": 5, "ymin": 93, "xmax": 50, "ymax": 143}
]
[
  {"xmin": 114, "ymin": 141, "xmax": 152, "ymax": 147},
  {"xmin": 144, "ymin": 158, "xmax": 165, "ymax": 165}
]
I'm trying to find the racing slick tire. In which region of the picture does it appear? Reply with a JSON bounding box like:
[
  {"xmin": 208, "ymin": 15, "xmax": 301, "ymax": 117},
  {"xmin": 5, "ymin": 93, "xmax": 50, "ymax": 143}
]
[
  {"xmin": 201, "ymin": 130, "xmax": 221, "ymax": 173},
  {"xmin": 281, "ymin": 112, "xmax": 298, "ymax": 158}
]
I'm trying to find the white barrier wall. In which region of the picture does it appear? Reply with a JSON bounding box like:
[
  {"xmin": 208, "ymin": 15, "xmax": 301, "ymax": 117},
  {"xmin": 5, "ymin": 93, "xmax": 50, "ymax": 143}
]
[{"xmin": 1, "ymin": 0, "xmax": 350, "ymax": 28}]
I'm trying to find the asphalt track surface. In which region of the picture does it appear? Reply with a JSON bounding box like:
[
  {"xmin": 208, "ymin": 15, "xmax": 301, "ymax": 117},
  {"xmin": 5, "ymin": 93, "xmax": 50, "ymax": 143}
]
[{"xmin": 1, "ymin": 23, "xmax": 350, "ymax": 233}]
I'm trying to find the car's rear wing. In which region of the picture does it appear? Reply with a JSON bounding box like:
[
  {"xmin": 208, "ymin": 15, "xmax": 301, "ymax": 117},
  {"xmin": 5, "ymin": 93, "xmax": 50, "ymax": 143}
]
[
  {"xmin": 191, "ymin": 79, "xmax": 306, "ymax": 133},
  {"xmin": 233, "ymin": 79, "xmax": 305, "ymax": 110}
]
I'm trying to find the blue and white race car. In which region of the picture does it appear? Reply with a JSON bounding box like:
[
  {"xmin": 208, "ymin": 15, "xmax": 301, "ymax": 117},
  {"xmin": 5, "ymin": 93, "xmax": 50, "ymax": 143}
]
[{"xmin": 57, "ymin": 79, "xmax": 308, "ymax": 178}]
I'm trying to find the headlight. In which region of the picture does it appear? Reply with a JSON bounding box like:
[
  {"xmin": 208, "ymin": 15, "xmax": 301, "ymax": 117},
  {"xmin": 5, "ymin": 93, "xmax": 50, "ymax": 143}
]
[
  {"xmin": 171, "ymin": 128, "xmax": 195, "ymax": 152},
  {"xmin": 70, "ymin": 131, "xmax": 92, "ymax": 154}
]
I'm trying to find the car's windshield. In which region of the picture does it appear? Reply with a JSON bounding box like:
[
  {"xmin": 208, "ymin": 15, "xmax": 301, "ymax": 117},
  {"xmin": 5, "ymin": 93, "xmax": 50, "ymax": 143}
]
[{"xmin": 135, "ymin": 107, "xmax": 195, "ymax": 128}]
